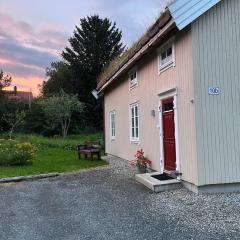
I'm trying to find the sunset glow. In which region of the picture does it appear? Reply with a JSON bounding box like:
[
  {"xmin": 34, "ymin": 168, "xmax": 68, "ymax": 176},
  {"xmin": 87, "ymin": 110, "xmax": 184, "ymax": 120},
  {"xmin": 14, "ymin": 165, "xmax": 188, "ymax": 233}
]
[{"xmin": 0, "ymin": 0, "xmax": 166, "ymax": 97}]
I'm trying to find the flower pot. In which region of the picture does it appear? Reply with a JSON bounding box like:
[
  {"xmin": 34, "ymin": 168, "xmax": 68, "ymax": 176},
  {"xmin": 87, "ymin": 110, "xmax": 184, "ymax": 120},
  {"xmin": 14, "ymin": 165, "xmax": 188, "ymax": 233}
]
[{"xmin": 137, "ymin": 166, "xmax": 147, "ymax": 173}]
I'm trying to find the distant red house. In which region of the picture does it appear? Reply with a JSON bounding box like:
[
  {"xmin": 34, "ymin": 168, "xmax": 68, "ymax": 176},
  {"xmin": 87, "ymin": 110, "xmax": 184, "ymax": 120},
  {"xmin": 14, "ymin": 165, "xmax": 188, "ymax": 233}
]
[{"xmin": 4, "ymin": 86, "xmax": 33, "ymax": 103}]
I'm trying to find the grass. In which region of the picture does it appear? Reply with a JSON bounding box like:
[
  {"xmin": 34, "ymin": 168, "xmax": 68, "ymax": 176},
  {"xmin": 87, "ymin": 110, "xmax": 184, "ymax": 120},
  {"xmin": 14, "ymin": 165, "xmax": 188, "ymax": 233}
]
[{"xmin": 0, "ymin": 133, "xmax": 107, "ymax": 178}]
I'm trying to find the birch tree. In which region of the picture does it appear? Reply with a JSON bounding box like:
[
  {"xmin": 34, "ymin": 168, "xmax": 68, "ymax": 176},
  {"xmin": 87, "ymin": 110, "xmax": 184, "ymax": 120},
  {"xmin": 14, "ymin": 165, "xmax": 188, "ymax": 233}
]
[
  {"xmin": 39, "ymin": 91, "xmax": 84, "ymax": 138},
  {"xmin": 3, "ymin": 110, "xmax": 26, "ymax": 139}
]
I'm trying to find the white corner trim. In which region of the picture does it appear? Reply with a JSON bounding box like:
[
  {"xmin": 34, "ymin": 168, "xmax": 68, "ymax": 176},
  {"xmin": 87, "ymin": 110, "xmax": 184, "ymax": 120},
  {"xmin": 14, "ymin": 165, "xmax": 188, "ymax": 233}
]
[{"xmin": 158, "ymin": 88, "xmax": 180, "ymax": 173}]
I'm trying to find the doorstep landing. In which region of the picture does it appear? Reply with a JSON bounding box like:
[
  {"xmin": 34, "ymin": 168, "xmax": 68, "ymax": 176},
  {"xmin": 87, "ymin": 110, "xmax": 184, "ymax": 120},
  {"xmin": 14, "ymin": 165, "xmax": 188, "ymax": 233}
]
[{"xmin": 135, "ymin": 172, "xmax": 182, "ymax": 192}]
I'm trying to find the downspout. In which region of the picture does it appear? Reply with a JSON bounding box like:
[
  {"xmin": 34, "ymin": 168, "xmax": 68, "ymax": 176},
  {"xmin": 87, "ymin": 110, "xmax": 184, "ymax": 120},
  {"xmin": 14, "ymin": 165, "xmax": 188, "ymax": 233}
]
[{"xmin": 92, "ymin": 89, "xmax": 105, "ymax": 156}]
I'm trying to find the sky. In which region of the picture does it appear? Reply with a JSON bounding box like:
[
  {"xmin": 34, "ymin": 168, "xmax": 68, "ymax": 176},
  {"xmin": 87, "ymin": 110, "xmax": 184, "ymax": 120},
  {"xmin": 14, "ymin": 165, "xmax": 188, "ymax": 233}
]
[{"xmin": 0, "ymin": 0, "xmax": 168, "ymax": 95}]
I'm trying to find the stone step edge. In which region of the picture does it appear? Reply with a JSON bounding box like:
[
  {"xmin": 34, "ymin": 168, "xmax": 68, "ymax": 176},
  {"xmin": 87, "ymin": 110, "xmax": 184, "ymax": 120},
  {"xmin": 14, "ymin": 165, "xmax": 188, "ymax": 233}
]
[
  {"xmin": 0, "ymin": 173, "xmax": 60, "ymax": 183},
  {"xmin": 0, "ymin": 164, "xmax": 110, "ymax": 184}
]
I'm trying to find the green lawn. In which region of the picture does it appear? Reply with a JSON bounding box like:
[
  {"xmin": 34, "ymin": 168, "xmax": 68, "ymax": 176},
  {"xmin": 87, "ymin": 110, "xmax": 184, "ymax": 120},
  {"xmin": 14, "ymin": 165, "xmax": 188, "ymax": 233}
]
[{"xmin": 0, "ymin": 133, "xmax": 107, "ymax": 178}]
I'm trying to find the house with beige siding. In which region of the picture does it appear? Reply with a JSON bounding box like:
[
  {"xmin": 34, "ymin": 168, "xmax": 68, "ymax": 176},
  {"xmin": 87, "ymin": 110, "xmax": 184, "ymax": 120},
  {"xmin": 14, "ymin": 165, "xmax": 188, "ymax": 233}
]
[{"xmin": 97, "ymin": 0, "xmax": 240, "ymax": 193}]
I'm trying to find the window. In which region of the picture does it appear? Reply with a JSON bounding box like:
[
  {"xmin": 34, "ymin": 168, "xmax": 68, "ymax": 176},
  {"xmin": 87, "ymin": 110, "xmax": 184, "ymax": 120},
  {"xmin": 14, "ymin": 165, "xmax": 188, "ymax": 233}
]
[
  {"xmin": 129, "ymin": 68, "xmax": 138, "ymax": 90},
  {"xmin": 129, "ymin": 103, "xmax": 139, "ymax": 142},
  {"xmin": 110, "ymin": 111, "xmax": 116, "ymax": 140},
  {"xmin": 158, "ymin": 39, "xmax": 175, "ymax": 72},
  {"xmin": 163, "ymin": 101, "xmax": 174, "ymax": 112}
]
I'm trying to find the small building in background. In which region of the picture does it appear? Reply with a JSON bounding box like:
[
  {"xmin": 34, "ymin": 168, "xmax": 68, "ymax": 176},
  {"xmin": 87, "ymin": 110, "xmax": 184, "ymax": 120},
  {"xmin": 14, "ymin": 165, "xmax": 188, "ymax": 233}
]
[{"xmin": 4, "ymin": 86, "xmax": 33, "ymax": 103}]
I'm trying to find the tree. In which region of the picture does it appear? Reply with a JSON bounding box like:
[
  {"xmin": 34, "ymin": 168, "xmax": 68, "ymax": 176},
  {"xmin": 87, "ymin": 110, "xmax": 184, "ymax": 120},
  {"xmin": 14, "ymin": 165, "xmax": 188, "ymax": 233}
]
[
  {"xmin": 0, "ymin": 69, "xmax": 12, "ymax": 111},
  {"xmin": 22, "ymin": 99, "xmax": 51, "ymax": 136},
  {"xmin": 0, "ymin": 70, "xmax": 12, "ymax": 91},
  {"xmin": 0, "ymin": 70, "xmax": 12, "ymax": 131},
  {"xmin": 41, "ymin": 61, "xmax": 74, "ymax": 96},
  {"xmin": 39, "ymin": 91, "xmax": 84, "ymax": 138},
  {"xmin": 61, "ymin": 15, "xmax": 124, "ymax": 130},
  {"xmin": 3, "ymin": 110, "xmax": 26, "ymax": 139}
]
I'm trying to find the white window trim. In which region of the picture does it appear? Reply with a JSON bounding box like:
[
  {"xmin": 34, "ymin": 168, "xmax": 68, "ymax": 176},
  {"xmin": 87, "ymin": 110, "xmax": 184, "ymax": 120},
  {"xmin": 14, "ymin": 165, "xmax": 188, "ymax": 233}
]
[
  {"xmin": 128, "ymin": 67, "xmax": 138, "ymax": 90},
  {"xmin": 158, "ymin": 37, "xmax": 176, "ymax": 74},
  {"xmin": 129, "ymin": 102, "xmax": 140, "ymax": 143},
  {"xmin": 110, "ymin": 110, "xmax": 116, "ymax": 141},
  {"xmin": 158, "ymin": 88, "xmax": 181, "ymax": 178}
]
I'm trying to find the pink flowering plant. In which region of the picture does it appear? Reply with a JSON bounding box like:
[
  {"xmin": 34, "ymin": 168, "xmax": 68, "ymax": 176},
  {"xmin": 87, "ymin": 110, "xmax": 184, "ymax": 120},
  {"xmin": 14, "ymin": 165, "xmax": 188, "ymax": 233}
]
[{"xmin": 131, "ymin": 148, "xmax": 152, "ymax": 169}]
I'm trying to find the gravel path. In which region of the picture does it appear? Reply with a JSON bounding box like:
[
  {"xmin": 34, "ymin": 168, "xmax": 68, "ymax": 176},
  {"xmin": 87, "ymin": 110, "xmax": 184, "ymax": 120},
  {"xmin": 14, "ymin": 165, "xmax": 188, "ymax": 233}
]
[{"xmin": 0, "ymin": 156, "xmax": 240, "ymax": 240}]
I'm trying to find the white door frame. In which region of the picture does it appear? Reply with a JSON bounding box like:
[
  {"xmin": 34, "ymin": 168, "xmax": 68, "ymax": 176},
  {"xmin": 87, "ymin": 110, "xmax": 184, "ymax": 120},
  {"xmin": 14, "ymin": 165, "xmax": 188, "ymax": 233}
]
[{"xmin": 158, "ymin": 88, "xmax": 180, "ymax": 174}]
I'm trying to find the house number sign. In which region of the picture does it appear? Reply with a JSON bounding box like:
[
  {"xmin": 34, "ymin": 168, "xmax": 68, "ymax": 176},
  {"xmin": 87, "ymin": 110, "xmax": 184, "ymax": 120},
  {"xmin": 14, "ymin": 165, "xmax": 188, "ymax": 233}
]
[{"xmin": 208, "ymin": 87, "xmax": 220, "ymax": 95}]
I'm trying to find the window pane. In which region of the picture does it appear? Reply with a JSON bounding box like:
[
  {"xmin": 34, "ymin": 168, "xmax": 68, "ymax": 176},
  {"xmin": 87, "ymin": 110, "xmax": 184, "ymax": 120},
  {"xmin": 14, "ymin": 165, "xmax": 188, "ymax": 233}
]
[
  {"xmin": 132, "ymin": 118, "xmax": 135, "ymax": 128},
  {"xmin": 161, "ymin": 57, "xmax": 168, "ymax": 65},
  {"xmin": 132, "ymin": 128, "xmax": 135, "ymax": 138},
  {"xmin": 136, "ymin": 127, "xmax": 139, "ymax": 138},
  {"xmin": 135, "ymin": 106, "xmax": 138, "ymax": 117},
  {"xmin": 130, "ymin": 72, "xmax": 136, "ymax": 81},
  {"xmin": 167, "ymin": 47, "xmax": 172, "ymax": 57},
  {"xmin": 160, "ymin": 45, "xmax": 173, "ymax": 67},
  {"xmin": 163, "ymin": 102, "xmax": 173, "ymax": 112},
  {"xmin": 161, "ymin": 51, "xmax": 166, "ymax": 60},
  {"xmin": 135, "ymin": 116, "xmax": 138, "ymax": 128},
  {"xmin": 166, "ymin": 55, "xmax": 172, "ymax": 62},
  {"xmin": 131, "ymin": 107, "xmax": 134, "ymax": 117}
]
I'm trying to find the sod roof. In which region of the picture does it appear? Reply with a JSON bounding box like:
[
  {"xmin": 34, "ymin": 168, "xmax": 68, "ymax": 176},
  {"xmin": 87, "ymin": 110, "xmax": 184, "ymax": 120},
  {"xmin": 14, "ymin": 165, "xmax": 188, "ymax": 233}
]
[{"xmin": 97, "ymin": 9, "xmax": 173, "ymax": 91}]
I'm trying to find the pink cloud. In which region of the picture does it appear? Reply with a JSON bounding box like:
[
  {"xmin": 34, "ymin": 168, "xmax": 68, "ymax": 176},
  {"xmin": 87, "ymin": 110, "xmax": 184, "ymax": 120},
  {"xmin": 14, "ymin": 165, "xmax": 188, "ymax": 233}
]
[
  {"xmin": 0, "ymin": 11, "xmax": 69, "ymax": 96},
  {"xmin": 0, "ymin": 12, "xmax": 68, "ymax": 55}
]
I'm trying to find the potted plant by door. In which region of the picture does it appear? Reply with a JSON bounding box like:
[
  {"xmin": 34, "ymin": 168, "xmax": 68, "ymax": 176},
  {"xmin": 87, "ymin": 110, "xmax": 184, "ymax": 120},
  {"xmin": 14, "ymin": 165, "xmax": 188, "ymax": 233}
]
[{"xmin": 131, "ymin": 148, "xmax": 152, "ymax": 173}]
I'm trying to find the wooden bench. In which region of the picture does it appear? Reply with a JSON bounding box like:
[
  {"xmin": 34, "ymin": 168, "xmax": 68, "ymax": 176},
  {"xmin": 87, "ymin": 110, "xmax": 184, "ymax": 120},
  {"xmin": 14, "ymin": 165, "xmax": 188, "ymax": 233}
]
[{"xmin": 77, "ymin": 141, "xmax": 101, "ymax": 160}]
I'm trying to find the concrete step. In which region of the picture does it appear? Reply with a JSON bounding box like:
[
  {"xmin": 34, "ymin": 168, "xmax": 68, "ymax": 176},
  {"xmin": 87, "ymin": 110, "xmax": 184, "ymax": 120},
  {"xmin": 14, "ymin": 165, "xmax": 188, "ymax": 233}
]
[{"xmin": 135, "ymin": 172, "xmax": 182, "ymax": 193}]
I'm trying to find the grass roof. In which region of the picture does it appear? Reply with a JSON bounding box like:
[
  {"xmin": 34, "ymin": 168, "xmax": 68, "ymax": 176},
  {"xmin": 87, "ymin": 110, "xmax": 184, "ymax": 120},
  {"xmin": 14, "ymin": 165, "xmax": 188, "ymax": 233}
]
[{"xmin": 97, "ymin": 9, "xmax": 172, "ymax": 91}]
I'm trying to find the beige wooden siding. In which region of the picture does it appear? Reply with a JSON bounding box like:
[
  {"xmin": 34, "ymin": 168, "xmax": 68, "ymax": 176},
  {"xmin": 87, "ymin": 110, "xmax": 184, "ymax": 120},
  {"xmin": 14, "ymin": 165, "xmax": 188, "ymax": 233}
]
[
  {"xmin": 192, "ymin": 0, "xmax": 240, "ymax": 185},
  {"xmin": 105, "ymin": 28, "xmax": 198, "ymax": 185}
]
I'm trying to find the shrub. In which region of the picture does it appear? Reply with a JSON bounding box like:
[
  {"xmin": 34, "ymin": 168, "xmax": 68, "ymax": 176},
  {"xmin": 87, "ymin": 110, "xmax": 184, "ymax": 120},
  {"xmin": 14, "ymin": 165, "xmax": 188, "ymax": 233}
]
[{"xmin": 0, "ymin": 140, "xmax": 35, "ymax": 166}]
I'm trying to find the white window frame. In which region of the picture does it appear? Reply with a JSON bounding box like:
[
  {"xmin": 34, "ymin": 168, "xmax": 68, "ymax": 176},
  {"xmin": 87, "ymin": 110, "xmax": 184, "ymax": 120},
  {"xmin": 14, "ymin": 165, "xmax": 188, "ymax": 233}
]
[
  {"xmin": 129, "ymin": 102, "xmax": 140, "ymax": 143},
  {"xmin": 158, "ymin": 38, "xmax": 175, "ymax": 74},
  {"xmin": 110, "ymin": 110, "xmax": 116, "ymax": 140},
  {"xmin": 128, "ymin": 67, "xmax": 138, "ymax": 90}
]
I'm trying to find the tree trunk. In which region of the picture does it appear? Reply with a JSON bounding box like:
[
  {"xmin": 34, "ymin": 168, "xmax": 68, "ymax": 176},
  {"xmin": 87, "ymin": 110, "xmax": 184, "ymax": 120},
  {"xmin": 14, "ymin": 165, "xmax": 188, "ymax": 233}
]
[
  {"xmin": 9, "ymin": 126, "xmax": 14, "ymax": 140},
  {"xmin": 61, "ymin": 122, "xmax": 65, "ymax": 138},
  {"xmin": 63, "ymin": 120, "xmax": 67, "ymax": 138}
]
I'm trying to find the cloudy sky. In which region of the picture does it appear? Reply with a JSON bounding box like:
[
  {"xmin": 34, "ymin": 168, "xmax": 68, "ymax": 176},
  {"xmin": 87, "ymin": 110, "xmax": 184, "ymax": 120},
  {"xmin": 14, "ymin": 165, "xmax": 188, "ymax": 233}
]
[{"xmin": 0, "ymin": 0, "xmax": 168, "ymax": 95}]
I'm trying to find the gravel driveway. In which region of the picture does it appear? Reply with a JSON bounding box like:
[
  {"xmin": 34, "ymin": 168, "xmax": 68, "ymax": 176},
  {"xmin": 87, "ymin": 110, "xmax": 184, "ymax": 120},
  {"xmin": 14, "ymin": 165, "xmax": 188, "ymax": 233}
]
[{"xmin": 0, "ymin": 156, "xmax": 240, "ymax": 240}]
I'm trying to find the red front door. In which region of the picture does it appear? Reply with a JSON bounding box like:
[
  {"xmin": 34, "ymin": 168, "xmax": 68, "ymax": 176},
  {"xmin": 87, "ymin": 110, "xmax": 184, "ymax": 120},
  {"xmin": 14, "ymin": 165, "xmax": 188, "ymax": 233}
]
[{"xmin": 162, "ymin": 98, "xmax": 176, "ymax": 171}]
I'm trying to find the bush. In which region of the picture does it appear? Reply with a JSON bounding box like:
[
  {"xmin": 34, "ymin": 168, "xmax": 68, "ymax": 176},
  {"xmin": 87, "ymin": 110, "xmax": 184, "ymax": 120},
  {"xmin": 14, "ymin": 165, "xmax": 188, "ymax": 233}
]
[{"xmin": 0, "ymin": 140, "xmax": 35, "ymax": 166}]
